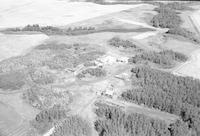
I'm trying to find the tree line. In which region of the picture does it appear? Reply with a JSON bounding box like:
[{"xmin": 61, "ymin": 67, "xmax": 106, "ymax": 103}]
[
  {"xmin": 151, "ymin": 2, "xmax": 200, "ymax": 43},
  {"xmin": 94, "ymin": 102, "xmax": 190, "ymax": 136},
  {"xmin": 5, "ymin": 24, "xmax": 153, "ymax": 36},
  {"xmin": 166, "ymin": 28, "xmax": 200, "ymax": 44},
  {"xmin": 6, "ymin": 24, "xmax": 96, "ymax": 35},
  {"xmin": 122, "ymin": 66, "xmax": 200, "ymax": 136},
  {"xmin": 129, "ymin": 50, "xmax": 187, "ymax": 68}
]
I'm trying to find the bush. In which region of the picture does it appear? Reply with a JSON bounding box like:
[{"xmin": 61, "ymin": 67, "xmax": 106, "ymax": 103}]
[
  {"xmin": 51, "ymin": 116, "xmax": 92, "ymax": 136},
  {"xmin": 23, "ymin": 86, "xmax": 70, "ymax": 109},
  {"xmin": 108, "ymin": 37, "xmax": 137, "ymax": 49},
  {"xmin": 77, "ymin": 68, "xmax": 106, "ymax": 79},
  {"xmin": 43, "ymin": 54, "xmax": 75, "ymax": 70},
  {"xmin": 28, "ymin": 68, "xmax": 55, "ymax": 85},
  {"xmin": 122, "ymin": 66, "xmax": 200, "ymax": 135},
  {"xmin": 94, "ymin": 103, "xmax": 189, "ymax": 136},
  {"xmin": 130, "ymin": 50, "xmax": 187, "ymax": 68}
]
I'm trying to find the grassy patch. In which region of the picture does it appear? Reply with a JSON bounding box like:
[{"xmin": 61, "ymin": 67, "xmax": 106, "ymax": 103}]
[{"xmin": 0, "ymin": 71, "xmax": 25, "ymax": 91}]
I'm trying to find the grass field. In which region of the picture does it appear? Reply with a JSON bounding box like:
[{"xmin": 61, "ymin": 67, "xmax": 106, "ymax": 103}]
[
  {"xmin": 0, "ymin": 0, "xmax": 143, "ymax": 28},
  {"xmin": 0, "ymin": 71, "xmax": 25, "ymax": 91},
  {"xmin": 0, "ymin": 102, "xmax": 21, "ymax": 127},
  {"xmin": 161, "ymin": 37, "xmax": 199, "ymax": 55},
  {"xmin": 0, "ymin": 33, "xmax": 48, "ymax": 61},
  {"xmin": 0, "ymin": 101, "xmax": 28, "ymax": 136}
]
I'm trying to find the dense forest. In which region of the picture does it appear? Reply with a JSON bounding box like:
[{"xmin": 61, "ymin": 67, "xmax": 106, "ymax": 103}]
[
  {"xmin": 129, "ymin": 50, "xmax": 187, "ymax": 68},
  {"xmin": 94, "ymin": 102, "xmax": 189, "ymax": 136},
  {"xmin": 122, "ymin": 66, "xmax": 200, "ymax": 136},
  {"xmin": 51, "ymin": 115, "xmax": 92, "ymax": 136}
]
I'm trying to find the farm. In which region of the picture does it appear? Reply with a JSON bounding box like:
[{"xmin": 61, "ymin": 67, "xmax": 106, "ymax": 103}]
[{"xmin": 0, "ymin": 1, "xmax": 200, "ymax": 136}]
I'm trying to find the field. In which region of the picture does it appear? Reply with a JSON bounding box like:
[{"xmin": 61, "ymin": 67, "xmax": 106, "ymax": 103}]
[
  {"xmin": 0, "ymin": 100, "xmax": 30, "ymax": 136},
  {"xmin": 0, "ymin": 33, "xmax": 48, "ymax": 61},
  {"xmin": 0, "ymin": 0, "xmax": 142, "ymax": 28}
]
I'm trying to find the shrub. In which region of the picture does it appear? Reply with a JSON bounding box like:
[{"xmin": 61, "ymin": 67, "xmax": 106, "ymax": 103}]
[
  {"xmin": 108, "ymin": 37, "xmax": 137, "ymax": 48},
  {"xmin": 28, "ymin": 68, "xmax": 55, "ymax": 85},
  {"xmin": 77, "ymin": 68, "xmax": 106, "ymax": 79}
]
